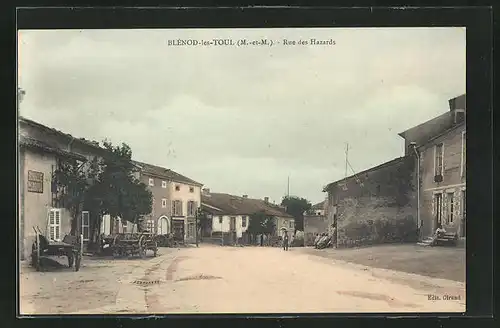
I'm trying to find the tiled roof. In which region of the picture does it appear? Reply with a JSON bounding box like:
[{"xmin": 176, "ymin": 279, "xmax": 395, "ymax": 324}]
[
  {"xmin": 312, "ymin": 201, "xmax": 325, "ymax": 210},
  {"xmin": 132, "ymin": 160, "xmax": 203, "ymax": 186},
  {"xmin": 201, "ymin": 193, "xmax": 293, "ymax": 218},
  {"xmin": 19, "ymin": 135, "xmax": 87, "ymax": 161},
  {"xmin": 19, "ymin": 116, "xmax": 105, "ymax": 151},
  {"xmin": 323, "ymin": 156, "xmax": 409, "ymax": 192}
]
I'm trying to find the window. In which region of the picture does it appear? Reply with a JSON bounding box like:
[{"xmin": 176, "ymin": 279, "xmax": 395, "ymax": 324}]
[
  {"xmin": 461, "ymin": 131, "xmax": 466, "ymax": 177},
  {"xmin": 172, "ymin": 200, "xmax": 183, "ymax": 216},
  {"xmin": 434, "ymin": 143, "xmax": 444, "ymax": 176},
  {"xmin": 187, "ymin": 201, "xmax": 196, "ymax": 217},
  {"xmin": 189, "ymin": 186, "xmax": 194, "ymax": 193},
  {"xmin": 242, "ymin": 216, "xmax": 247, "ymax": 227},
  {"xmin": 162, "ymin": 180, "xmax": 167, "ymax": 188},
  {"xmin": 448, "ymin": 192, "xmax": 454, "ymax": 223},
  {"xmin": 434, "ymin": 193, "xmax": 443, "ymax": 225},
  {"xmin": 289, "ymin": 221, "xmax": 294, "ymax": 228},
  {"xmin": 122, "ymin": 221, "xmax": 128, "ymax": 233},
  {"xmin": 149, "ymin": 178, "xmax": 154, "ymax": 186},
  {"xmin": 175, "ymin": 185, "xmax": 180, "ymax": 191},
  {"xmin": 219, "ymin": 216, "xmax": 223, "ymax": 224},
  {"xmin": 48, "ymin": 209, "xmax": 62, "ymax": 241},
  {"xmin": 162, "ymin": 198, "xmax": 167, "ymax": 208},
  {"xmin": 82, "ymin": 211, "xmax": 90, "ymax": 241}
]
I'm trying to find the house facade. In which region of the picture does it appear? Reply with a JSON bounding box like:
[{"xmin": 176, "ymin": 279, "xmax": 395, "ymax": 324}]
[
  {"xmin": 399, "ymin": 94, "xmax": 466, "ymax": 240},
  {"xmin": 134, "ymin": 161, "xmax": 202, "ymax": 243},
  {"xmin": 201, "ymin": 190, "xmax": 294, "ymax": 244},
  {"xmin": 18, "ymin": 117, "xmax": 108, "ymax": 260},
  {"xmin": 323, "ymin": 156, "xmax": 417, "ymax": 248},
  {"xmin": 99, "ymin": 162, "xmax": 203, "ymax": 243}
]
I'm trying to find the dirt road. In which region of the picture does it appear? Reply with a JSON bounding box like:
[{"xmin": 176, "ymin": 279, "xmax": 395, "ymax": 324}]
[{"xmin": 19, "ymin": 244, "xmax": 465, "ymax": 315}]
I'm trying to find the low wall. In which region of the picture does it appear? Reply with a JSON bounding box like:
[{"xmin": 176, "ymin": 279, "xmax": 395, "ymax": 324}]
[{"xmin": 337, "ymin": 196, "xmax": 417, "ymax": 248}]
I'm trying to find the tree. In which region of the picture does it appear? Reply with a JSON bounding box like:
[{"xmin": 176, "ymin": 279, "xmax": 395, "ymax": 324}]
[
  {"xmin": 196, "ymin": 208, "xmax": 211, "ymax": 241},
  {"xmin": 248, "ymin": 210, "xmax": 276, "ymax": 238},
  {"xmin": 90, "ymin": 141, "xmax": 153, "ymax": 237},
  {"xmin": 53, "ymin": 157, "xmax": 98, "ymax": 235},
  {"xmin": 280, "ymin": 196, "xmax": 313, "ymax": 231},
  {"xmin": 54, "ymin": 140, "xmax": 153, "ymax": 242}
]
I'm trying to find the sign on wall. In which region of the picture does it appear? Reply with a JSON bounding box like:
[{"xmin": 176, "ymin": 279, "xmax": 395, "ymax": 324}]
[{"xmin": 27, "ymin": 170, "xmax": 44, "ymax": 193}]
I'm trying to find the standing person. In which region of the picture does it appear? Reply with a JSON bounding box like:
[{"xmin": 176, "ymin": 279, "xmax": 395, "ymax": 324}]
[{"xmin": 283, "ymin": 231, "xmax": 289, "ymax": 251}]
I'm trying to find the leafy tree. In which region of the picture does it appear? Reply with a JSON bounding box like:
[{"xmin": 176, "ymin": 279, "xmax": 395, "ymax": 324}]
[
  {"xmin": 53, "ymin": 157, "xmax": 99, "ymax": 235},
  {"xmin": 280, "ymin": 196, "xmax": 312, "ymax": 231},
  {"xmin": 90, "ymin": 141, "xmax": 153, "ymax": 237},
  {"xmin": 53, "ymin": 140, "xmax": 153, "ymax": 242},
  {"xmin": 196, "ymin": 208, "xmax": 211, "ymax": 240},
  {"xmin": 248, "ymin": 210, "xmax": 276, "ymax": 237}
]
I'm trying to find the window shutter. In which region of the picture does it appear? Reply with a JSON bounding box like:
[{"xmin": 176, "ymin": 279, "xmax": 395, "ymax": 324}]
[{"xmin": 179, "ymin": 200, "xmax": 183, "ymax": 216}]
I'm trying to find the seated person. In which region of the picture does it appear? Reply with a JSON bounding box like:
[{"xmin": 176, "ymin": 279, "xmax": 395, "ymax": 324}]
[{"xmin": 434, "ymin": 224, "xmax": 446, "ymax": 238}]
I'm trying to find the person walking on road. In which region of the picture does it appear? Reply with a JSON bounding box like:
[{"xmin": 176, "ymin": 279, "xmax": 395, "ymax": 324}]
[{"xmin": 283, "ymin": 231, "xmax": 289, "ymax": 251}]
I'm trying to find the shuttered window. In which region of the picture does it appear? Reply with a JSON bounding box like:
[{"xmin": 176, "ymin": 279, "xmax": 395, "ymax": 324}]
[
  {"xmin": 49, "ymin": 209, "xmax": 62, "ymax": 241},
  {"xmin": 82, "ymin": 211, "xmax": 90, "ymax": 241},
  {"xmin": 172, "ymin": 200, "xmax": 183, "ymax": 216}
]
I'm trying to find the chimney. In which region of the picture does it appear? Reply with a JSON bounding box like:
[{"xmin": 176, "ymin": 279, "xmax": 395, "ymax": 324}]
[
  {"xmin": 264, "ymin": 197, "xmax": 269, "ymax": 203},
  {"xmin": 242, "ymin": 195, "xmax": 248, "ymax": 198},
  {"xmin": 202, "ymin": 188, "xmax": 210, "ymax": 195}
]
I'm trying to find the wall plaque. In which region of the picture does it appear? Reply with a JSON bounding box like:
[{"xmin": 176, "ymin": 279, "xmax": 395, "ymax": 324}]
[{"xmin": 27, "ymin": 170, "xmax": 44, "ymax": 193}]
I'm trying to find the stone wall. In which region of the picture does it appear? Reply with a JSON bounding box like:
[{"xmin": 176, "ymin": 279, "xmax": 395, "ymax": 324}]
[{"xmin": 327, "ymin": 156, "xmax": 418, "ymax": 248}]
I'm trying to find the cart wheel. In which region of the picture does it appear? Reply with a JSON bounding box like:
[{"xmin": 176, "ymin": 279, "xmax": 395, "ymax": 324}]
[{"xmin": 74, "ymin": 253, "xmax": 81, "ymax": 272}]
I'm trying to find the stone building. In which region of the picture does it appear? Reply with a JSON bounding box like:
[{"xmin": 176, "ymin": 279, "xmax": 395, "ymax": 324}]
[
  {"xmin": 399, "ymin": 94, "xmax": 466, "ymax": 240},
  {"xmin": 323, "ymin": 156, "xmax": 417, "ymax": 248}
]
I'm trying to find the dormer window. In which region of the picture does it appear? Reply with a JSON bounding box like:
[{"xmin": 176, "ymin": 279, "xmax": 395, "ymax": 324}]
[{"xmin": 454, "ymin": 109, "xmax": 465, "ymax": 124}]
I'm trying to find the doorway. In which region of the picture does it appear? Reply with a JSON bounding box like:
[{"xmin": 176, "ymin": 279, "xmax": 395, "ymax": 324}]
[
  {"xmin": 172, "ymin": 219, "xmax": 185, "ymax": 242},
  {"xmin": 434, "ymin": 193, "xmax": 443, "ymax": 230},
  {"xmin": 229, "ymin": 217, "xmax": 236, "ymax": 244},
  {"xmin": 157, "ymin": 216, "xmax": 169, "ymax": 235}
]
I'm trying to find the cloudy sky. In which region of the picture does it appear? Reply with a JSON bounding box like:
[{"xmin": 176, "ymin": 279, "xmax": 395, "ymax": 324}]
[{"xmin": 18, "ymin": 27, "xmax": 465, "ymax": 204}]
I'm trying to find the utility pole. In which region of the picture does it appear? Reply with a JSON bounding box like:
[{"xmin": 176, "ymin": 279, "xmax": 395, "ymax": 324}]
[
  {"xmin": 287, "ymin": 175, "xmax": 290, "ymax": 197},
  {"xmin": 345, "ymin": 143, "xmax": 349, "ymax": 178}
]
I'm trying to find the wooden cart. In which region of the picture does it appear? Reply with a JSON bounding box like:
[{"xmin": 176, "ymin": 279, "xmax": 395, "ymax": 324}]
[
  {"xmin": 110, "ymin": 232, "xmax": 158, "ymax": 258},
  {"xmin": 31, "ymin": 227, "xmax": 82, "ymax": 272}
]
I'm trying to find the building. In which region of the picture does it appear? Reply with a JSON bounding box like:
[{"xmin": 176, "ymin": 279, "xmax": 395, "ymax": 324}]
[
  {"xmin": 18, "ymin": 117, "xmax": 109, "ymax": 260},
  {"xmin": 398, "ymin": 94, "xmax": 466, "ymax": 240},
  {"xmin": 201, "ymin": 190, "xmax": 294, "ymax": 243},
  {"xmin": 311, "ymin": 200, "xmax": 326, "ymax": 216},
  {"xmin": 19, "ymin": 116, "xmax": 204, "ymax": 262},
  {"xmin": 132, "ymin": 161, "xmax": 203, "ymax": 243},
  {"xmin": 323, "ymin": 156, "xmax": 417, "ymax": 248}
]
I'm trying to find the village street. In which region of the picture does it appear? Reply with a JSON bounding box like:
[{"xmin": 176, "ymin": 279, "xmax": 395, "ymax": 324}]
[{"xmin": 20, "ymin": 244, "xmax": 465, "ymax": 315}]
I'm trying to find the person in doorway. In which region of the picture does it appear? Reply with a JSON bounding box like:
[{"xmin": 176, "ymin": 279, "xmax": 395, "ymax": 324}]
[{"xmin": 283, "ymin": 231, "xmax": 289, "ymax": 251}]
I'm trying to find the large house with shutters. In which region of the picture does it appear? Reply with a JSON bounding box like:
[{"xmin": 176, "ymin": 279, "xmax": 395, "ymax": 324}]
[
  {"xmin": 398, "ymin": 94, "xmax": 466, "ymax": 240},
  {"xmin": 99, "ymin": 161, "xmax": 203, "ymax": 243}
]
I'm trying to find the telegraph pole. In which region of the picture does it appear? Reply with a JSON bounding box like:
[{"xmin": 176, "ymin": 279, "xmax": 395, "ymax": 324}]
[
  {"xmin": 345, "ymin": 143, "xmax": 349, "ymax": 178},
  {"xmin": 287, "ymin": 175, "xmax": 290, "ymax": 197}
]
